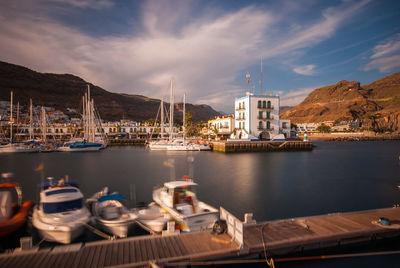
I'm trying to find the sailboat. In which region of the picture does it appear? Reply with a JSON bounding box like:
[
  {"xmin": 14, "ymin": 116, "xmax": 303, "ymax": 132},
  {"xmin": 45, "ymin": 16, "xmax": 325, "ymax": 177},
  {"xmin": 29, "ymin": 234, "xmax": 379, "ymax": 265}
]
[
  {"xmin": 148, "ymin": 78, "xmax": 178, "ymax": 151},
  {"xmin": 0, "ymin": 91, "xmax": 39, "ymax": 153},
  {"xmin": 167, "ymin": 93, "xmax": 211, "ymax": 151},
  {"xmin": 57, "ymin": 85, "xmax": 105, "ymax": 152}
]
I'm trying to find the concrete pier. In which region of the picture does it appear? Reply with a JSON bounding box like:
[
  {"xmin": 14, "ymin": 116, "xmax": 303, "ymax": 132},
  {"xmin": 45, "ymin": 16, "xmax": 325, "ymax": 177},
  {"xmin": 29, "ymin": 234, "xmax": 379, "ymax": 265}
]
[{"xmin": 212, "ymin": 140, "xmax": 313, "ymax": 152}]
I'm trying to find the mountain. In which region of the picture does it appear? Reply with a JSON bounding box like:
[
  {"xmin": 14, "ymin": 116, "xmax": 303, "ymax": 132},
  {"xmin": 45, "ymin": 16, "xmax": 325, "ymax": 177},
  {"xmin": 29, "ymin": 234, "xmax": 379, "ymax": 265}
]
[
  {"xmin": 0, "ymin": 61, "xmax": 220, "ymax": 122},
  {"xmin": 280, "ymin": 73, "xmax": 400, "ymax": 132}
]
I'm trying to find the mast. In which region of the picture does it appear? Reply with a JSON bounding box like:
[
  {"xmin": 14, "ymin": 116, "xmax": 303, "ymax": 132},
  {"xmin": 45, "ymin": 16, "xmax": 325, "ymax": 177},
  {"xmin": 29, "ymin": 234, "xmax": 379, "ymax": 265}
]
[
  {"xmin": 260, "ymin": 56, "xmax": 263, "ymax": 95},
  {"xmin": 90, "ymin": 99, "xmax": 95, "ymax": 142},
  {"xmin": 29, "ymin": 99, "xmax": 33, "ymax": 140},
  {"xmin": 160, "ymin": 98, "xmax": 164, "ymax": 138},
  {"xmin": 10, "ymin": 91, "xmax": 13, "ymax": 143},
  {"xmin": 16, "ymin": 102, "xmax": 20, "ymax": 129},
  {"xmin": 183, "ymin": 93, "xmax": 186, "ymax": 145},
  {"xmin": 169, "ymin": 78, "xmax": 174, "ymax": 142},
  {"xmin": 41, "ymin": 106, "xmax": 46, "ymax": 143},
  {"xmin": 87, "ymin": 85, "xmax": 91, "ymax": 142},
  {"xmin": 246, "ymin": 70, "xmax": 250, "ymax": 93}
]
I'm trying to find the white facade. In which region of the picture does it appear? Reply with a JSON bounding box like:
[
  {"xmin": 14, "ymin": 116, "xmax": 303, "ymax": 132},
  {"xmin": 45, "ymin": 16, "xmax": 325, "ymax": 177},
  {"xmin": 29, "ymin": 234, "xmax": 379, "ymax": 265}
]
[
  {"xmin": 208, "ymin": 115, "xmax": 234, "ymax": 135},
  {"xmin": 232, "ymin": 92, "xmax": 290, "ymax": 140}
]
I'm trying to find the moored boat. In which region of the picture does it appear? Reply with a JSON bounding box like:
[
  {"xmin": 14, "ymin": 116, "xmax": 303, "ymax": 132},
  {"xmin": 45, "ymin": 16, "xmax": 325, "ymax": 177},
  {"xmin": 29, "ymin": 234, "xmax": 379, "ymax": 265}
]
[
  {"xmin": 133, "ymin": 202, "xmax": 170, "ymax": 234},
  {"xmin": 87, "ymin": 187, "xmax": 137, "ymax": 238},
  {"xmin": 153, "ymin": 179, "xmax": 218, "ymax": 232},
  {"xmin": 32, "ymin": 178, "xmax": 90, "ymax": 244},
  {"xmin": 0, "ymin": 181, "xmax": 34, "ymax": 238}
]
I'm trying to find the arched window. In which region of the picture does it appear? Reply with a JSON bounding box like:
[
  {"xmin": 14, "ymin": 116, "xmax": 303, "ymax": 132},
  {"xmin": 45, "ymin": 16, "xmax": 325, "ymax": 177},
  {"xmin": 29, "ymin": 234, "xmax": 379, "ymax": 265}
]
[
  {"xmin": 259, "ymin": 121, "xmax": 263, "ymax": 129},
  {"xmin": 267, "ymin": 101, "xmax": 271, "ymax": 108},
  {"xmin": 258, "ymin": 100, "xmax": 261, "ymax": 108},
  {"xmin": 243, "ymin": 101, "xmax": 245, "ymax": 108},
  {"xmin": 263, "ymin": 101, "xmax": 266, "ymax": 108},
  {"xmin": 258, "ymin": 111, "xmax": 263, "ymax": 119},
  {"xmin": 267, "ymin": 111, "xmax": 270, "ymax": 119},
  {"xmin": 239, "ymin": 103, "xmax": 241, "ymax": 109},
  {"xmin": 267, "ymin": 121, "xmax": 271, "ymax": 129}
]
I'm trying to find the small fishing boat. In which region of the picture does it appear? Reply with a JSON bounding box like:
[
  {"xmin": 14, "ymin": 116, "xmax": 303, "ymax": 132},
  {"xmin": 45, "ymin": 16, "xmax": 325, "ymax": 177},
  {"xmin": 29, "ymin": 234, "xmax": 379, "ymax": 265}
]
[
  {"xmin": 153, "ymin": 179, "xmax": 218, "ymax": 232},
  {"xmin": 87, "ymin": 187, "xmax": 137, "ymax": 238},
  {"xmin": 0, "ymin": 181, "xmax": 34, "ymax": 238},
  {"xmin": 133, "ymin": 202, "xmax": 170, "ymax": 234},
  {"xmin": 32, "ymin": 177, "xmax": 90, "ymax": 244}
]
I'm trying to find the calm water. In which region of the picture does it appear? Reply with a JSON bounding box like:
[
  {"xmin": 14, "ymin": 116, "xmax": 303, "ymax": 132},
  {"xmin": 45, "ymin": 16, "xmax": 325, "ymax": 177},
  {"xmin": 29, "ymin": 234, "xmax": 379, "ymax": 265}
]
[{"xmin": 1, "ymin": 141, "xmax": 400, "ymax": 266}]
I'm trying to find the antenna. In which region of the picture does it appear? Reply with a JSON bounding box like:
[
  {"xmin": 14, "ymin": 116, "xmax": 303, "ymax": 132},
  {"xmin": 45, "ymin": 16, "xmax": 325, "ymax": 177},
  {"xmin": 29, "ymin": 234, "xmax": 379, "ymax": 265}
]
[
  {"xmin": 246, "ymin": 70, "xmax": 250, "ymax": 93},
  {"xmin": 260, "ymin": 56, "xmax": 263, "ymax": 95}
]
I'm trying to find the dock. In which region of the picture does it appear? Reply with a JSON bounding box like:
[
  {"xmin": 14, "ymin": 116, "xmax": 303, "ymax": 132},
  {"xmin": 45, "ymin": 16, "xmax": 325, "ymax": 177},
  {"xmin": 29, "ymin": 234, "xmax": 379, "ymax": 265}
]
[
  {"xmin": 212, "ymin": 140, "xmax": 313, "ymax": 152},
  {"xmin": 1, "ymin": 207, "xmax": 400, "ymax": 267}
]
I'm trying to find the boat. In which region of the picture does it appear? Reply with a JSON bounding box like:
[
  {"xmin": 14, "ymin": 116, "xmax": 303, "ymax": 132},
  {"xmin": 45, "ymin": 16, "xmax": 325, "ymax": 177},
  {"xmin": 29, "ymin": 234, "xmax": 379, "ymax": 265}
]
[
  {"xmin": 152, "ymin": 179, "xmax": 219, "ymax": 232},
  {"xmin": 0, "ymin": 180, "xmax": 34, "ymax": 238},
  {"xmin": 57, "ymin": 85, "xmax": 106, "ymax": 152},
  {"xmin": 32, "ymin": 177, "xmax": 91, "ymax": 244},
  {"xmin": 133, "ymin": 202, "xmax": 170, "ymax": 234},
  {"xmin": 0, "ymin": 92, "xmax": 39, "ymax": 153},
  {"xmin": 87, "ymin": 187, "xmax": 137, "ymax": 238}
]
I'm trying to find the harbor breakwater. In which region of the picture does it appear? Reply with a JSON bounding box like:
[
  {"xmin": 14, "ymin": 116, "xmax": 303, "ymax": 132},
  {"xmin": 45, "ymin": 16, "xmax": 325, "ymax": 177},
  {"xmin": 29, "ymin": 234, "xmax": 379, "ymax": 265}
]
[{"xmin": 301, "ymin": 133, "xmax": 400, "ymax": 142}]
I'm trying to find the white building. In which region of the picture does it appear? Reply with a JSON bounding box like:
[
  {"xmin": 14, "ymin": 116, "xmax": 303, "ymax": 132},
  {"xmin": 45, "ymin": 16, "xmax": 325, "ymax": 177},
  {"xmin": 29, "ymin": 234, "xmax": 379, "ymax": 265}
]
[
  {"xmin": 231, "ymin": 92, "xmax": 291, "ymax": 140},
  {"xmin": 207, "ymin": 115, "xmax": 234, "ymax": 136}
]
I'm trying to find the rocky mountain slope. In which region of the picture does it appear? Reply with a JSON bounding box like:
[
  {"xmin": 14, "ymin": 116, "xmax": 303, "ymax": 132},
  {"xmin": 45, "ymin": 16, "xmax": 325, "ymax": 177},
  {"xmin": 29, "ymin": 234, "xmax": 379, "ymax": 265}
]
[
  {"xmin": 280, "ymin": 73, "xmax": 400, "ymax": 132},
  {"xmin": 0, "ymin": 61, "xmax": 220, "ymax": 122}
]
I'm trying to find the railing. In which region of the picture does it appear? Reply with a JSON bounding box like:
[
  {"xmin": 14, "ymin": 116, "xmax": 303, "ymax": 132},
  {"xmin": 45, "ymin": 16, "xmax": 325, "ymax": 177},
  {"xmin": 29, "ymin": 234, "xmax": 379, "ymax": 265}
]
[
  {"xmin": 236, "ymin": 117, "xmax": 246, "ymax": 120},
  {"xmin": 257, "ymin": 116, "xmax": 274, "ymax": 120},
  {"xmin": 257, "ymin": 127, "xmax": 274, "ymax": 130},
  {"xmin": 235, "ymin": 107, "xmax": 246, "ymax": 111},
  {"xmin": 220, "ymin": 207, "xmax": 243, "ymax": 248},
  {"xmin": 257, "ymin": 105, "xmax": 274, "ymax": 110}
]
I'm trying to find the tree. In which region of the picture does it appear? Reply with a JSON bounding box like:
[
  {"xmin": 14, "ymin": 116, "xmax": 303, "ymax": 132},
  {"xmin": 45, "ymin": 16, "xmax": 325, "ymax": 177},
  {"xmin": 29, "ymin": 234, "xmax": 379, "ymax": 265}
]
[{"xmin": 317, "ymin": 123, "xmax": 331, "ymax": 133}]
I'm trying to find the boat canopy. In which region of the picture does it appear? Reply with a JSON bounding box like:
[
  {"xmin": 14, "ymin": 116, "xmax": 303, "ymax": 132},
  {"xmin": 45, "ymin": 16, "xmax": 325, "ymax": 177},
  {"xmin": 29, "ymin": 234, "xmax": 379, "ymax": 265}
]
[
  {"xmin": 98, "ymin": 194, "xmax": 126, "ymax": 203},
  {"xmin": 164, "ymin": 181, "xmax": 198, "ymax": 189}
]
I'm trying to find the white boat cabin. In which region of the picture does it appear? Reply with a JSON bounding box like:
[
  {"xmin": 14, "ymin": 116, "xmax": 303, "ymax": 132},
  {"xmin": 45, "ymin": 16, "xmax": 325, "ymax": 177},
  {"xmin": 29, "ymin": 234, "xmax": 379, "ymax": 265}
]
[{"xmin": 159, "ymin": 181, "xmax": 199, "ymax": 215}]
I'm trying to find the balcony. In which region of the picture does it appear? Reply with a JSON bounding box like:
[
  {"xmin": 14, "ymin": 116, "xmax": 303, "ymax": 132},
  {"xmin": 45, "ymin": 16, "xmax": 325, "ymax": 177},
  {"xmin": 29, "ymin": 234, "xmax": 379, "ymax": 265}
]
[
  {"xmin": 235, "ymin": 107, "xmax": 246, "ymax": 111},
  {"xmin": 258, "ymin": 105, "xmax": 274, "ymax": 110},
  {"xmin": 257, "ymin": 126, "xmax": 274, "ymax": 130},
  {"xmin": 257, "ymin": 116, "xmax": 274, "ymax": 120},
  {"xmin": 236, "ymin": 117, "xmax": 246, "ymax": 121}
]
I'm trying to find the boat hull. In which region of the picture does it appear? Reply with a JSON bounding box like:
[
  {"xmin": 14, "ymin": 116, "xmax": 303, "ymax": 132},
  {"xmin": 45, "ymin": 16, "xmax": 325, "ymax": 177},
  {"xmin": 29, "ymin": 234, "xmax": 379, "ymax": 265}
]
[{"xmin": 0, "ymin": 201, "xmax": 34, "ymax": 238}]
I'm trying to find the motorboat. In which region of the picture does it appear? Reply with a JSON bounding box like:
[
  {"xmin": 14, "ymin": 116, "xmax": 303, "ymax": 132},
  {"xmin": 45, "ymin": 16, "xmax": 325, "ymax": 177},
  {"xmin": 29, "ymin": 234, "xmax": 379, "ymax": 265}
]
[
  {"xmin": 0, "ymin": 143, "xmax": 40, "ymax": 153},
  {"xmin": 153, "ymin": 179, "xmax": 218, "ymax": 232},
  {"xmin": 32, "ymin": 178, "xmax": 91, "ymax": 244},
  {"xmin": 0, "ymin": 181, "xmax": 34, "ymax": 238},
  {"xmin": 57, "ymin": 140, "xmax": 102, "ymax": 152},
  {"xmin": 87, "ymin": 187, "xmax": 137, "ymax": 238},
  {"xmin": 133, "ymin": 202, "xmax": 170, "ymax": 234},
  {"xmin": 166, "ymin": 141, "xmax": 211, "ymax": 151}
]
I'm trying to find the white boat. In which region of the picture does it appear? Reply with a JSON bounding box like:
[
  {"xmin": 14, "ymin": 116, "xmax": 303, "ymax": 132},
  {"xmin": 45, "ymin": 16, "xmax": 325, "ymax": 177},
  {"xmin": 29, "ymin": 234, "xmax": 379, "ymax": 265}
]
[
  {"xmin": 57, "ymin": 140, "xmax": 102, "ymax": 152},
  {"xmin": 87, "ymin": 187, "xmax": 137, "ymax": 238},
  {"xmin": 166, "ymin": 141, "xmax": 211, "ymax": 151},
  {"xmin": 133, "ymin": 202, "xmax": 170, "ymax": 234},
  {"xmin": 0, "ymin": 92, "xmax": 39, "ymax": 153},
  {"xmin": 153, "ymin": 180, "xmax": 218, "ymax": 232},
  {"xmin": 32, "ymin": 178, "xmax": 91, "ymax": 244}
]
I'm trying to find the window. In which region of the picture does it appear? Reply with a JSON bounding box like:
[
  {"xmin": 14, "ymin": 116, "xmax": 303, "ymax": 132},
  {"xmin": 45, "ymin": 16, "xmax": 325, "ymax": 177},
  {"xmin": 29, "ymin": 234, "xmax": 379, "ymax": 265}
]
[
  {"xmin": 267, "ymin": 111, "xmax": 270, "ymax": 119},
  {"xmin": 258, "ymin": 111, "xmax": 263, "ymax": 119},
  {"xmin": 259, "ymin": 121, "xmax": 263, "ymax": 129},
  {"xmin": 282, "ymin": 122, "xmax": 287, "ymax": 129},
  {"xmin": 267, "ymin": 121, "xmax": 271, "ymax": 129},
  {"xmin": 243, "ymin": 102, "xmax": 245, "ymax": 109},
  {"xmin": 239, "ymin": 103, "xmax": 241, "ymax": 109},
  {"xmin": 42, "ymin": 198, "xmax": 83, "ymax": 214},
  {"xmin": 263, "ymin": 101, "xmax": 266, "ymax": 108},
  {"xmin": 130, "ymin": 128, "xmax": 133, "ymax": 133},
  {"xmin": 258, "ymin": 100, "xmax": 261, "ymax": 108},
  {"xmin": 267, "ymin": 101, "xmax": 271, "ymax": 108}
]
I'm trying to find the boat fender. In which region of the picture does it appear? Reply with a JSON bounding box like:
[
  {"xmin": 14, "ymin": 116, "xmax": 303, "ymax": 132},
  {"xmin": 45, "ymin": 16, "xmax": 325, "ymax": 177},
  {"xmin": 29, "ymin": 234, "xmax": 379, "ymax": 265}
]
[{"xmin": 212, "ymin": 220, "xmax": 227, "ymax": 235}]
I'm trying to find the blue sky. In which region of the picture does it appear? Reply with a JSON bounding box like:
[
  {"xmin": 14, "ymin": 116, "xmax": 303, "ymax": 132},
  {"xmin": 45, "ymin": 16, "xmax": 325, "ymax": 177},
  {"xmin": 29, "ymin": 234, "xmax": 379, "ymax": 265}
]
[{"xmin": 0, "ymin": 0, "xmax": 399, "ymax": 113}]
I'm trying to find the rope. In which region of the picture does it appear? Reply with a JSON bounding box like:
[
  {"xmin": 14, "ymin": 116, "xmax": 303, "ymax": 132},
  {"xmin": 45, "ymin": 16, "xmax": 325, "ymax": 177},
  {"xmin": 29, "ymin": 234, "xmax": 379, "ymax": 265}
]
[
  {"xmin": 261, "ymin": 223, "xmax": 275, "ymax": 268},
  {"xmin": 81, "ymin": 222, "xmax": 115, "ymax": 240}
]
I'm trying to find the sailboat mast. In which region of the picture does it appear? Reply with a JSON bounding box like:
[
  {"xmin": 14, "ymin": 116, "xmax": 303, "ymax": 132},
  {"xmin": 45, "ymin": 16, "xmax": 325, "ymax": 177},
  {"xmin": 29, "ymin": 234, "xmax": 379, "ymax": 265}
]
[
  {"xmin": 260, "ymin": 56, "xmax": 263, "ymax": 95},
  {"xmin": 169, "ymin": 78, "xmax": 174, "ymax": 142},
  {"xmin": 160, "ymin": 99, "xmax": 164, "ymax": 138},
  {"xmin": 10, "ymin": 91, "xmax": 13, "ymax": 143},
  {"xmin": 87, "ymin": 85, "xmax": 91, "ymax": 142},
  {"xmin": 183, "ymin": 93, "xmax": 186, "ymax": 145},
  {"xmin": 41, "ymin": 106, "xmax": 46, "ymax": 143},
  {"xmin": 91, "ymin": 100, "xmax": 95, "ymax": 142},
  {"xmin": 29, "ymin": 99, "xmax": 33, "ymax": 140}
]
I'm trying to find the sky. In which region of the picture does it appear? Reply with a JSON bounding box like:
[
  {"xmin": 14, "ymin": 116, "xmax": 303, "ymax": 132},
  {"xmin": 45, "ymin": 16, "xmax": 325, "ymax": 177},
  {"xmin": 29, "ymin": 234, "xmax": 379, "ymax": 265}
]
[{"xmin": 0, "ymin": 0, "xmax": 399, "ymax": 113}]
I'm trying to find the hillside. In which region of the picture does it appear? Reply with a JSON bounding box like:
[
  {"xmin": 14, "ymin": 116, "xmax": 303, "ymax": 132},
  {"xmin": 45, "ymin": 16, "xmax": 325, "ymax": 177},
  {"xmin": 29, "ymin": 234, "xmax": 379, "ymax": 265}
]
[
  {"xmin": 0, "ymin": 61, "xmax": 220, "ymax": 122},
  {"xmin": 281, "ymin": 73, "xmax": 400, "ymax": 132}
]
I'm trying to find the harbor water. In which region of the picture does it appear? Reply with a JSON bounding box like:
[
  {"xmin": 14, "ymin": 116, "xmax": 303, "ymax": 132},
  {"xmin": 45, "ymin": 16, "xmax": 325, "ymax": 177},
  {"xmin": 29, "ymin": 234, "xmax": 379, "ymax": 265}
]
[{"xmin": 1, "ymin": 140, "xmax": 400, "ymax": 266}]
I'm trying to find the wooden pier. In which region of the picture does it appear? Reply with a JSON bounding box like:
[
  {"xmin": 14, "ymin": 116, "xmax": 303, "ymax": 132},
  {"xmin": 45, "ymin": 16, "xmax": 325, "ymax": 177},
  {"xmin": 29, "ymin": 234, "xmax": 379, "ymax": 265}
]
[
  {"xmin": 1, "ymin": 207, "xmax": 400, "ymax": 267},
  {"xmin": 212, "ymin": 140, "xmax": 313, "ymax": 152}
]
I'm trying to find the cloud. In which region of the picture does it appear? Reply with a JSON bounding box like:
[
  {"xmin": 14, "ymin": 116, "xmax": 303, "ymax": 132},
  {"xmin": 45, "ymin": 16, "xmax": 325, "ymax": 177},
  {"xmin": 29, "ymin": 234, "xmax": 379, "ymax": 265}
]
[
  {"xmin": 48, "ymin": 0, "xmax": 114, "ymax": 9},
  {"xmin": 364, "ymin": 33, "xmax": 400, "ymax": 72},
  {"xmin": 280, "ymin": 87, "xmax": 316, "ymax": 106},
  {"xmin": 293, "ymin": 64, "xmax": 316, "ymax": 75},
  {"xmin": 365, "ymin": 55, "xmax": 400, "ymax": 72},
  {"xmin": 0, "ymin": 0, "xmax": 371, "ymax": 113},
  {"xmin": 370, "ymin": 33, "xmax": 400, "ymax": 59}
]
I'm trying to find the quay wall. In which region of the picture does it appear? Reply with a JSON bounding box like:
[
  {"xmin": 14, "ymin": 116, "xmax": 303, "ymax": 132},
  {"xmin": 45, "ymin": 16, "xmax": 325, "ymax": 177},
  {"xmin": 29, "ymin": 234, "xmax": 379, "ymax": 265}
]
[
  {"xmin": 212, "ymin": 140, "xmax": 313, "ymax": 153},
  {"xmin": 108, "ymin": 138, "xmax": 146, "ymax": 146},
  {"xmin": 300, "ymin": 133, "xmax": 400, "ymax": 141}
]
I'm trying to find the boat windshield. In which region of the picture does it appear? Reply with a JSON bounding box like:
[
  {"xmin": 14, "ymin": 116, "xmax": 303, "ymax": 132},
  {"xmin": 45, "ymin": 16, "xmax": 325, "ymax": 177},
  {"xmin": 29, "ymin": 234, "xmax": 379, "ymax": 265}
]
[{"xmin": 42, "ymin": 198, "xmax": 83, "ymax": 213}]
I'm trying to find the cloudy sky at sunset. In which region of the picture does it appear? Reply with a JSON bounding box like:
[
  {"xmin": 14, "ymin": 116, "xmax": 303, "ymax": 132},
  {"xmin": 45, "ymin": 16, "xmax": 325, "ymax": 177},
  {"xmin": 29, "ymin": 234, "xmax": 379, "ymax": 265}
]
[{"xmin": 1, "ymin": 0, "xmax": 399, "ymax": 113}]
